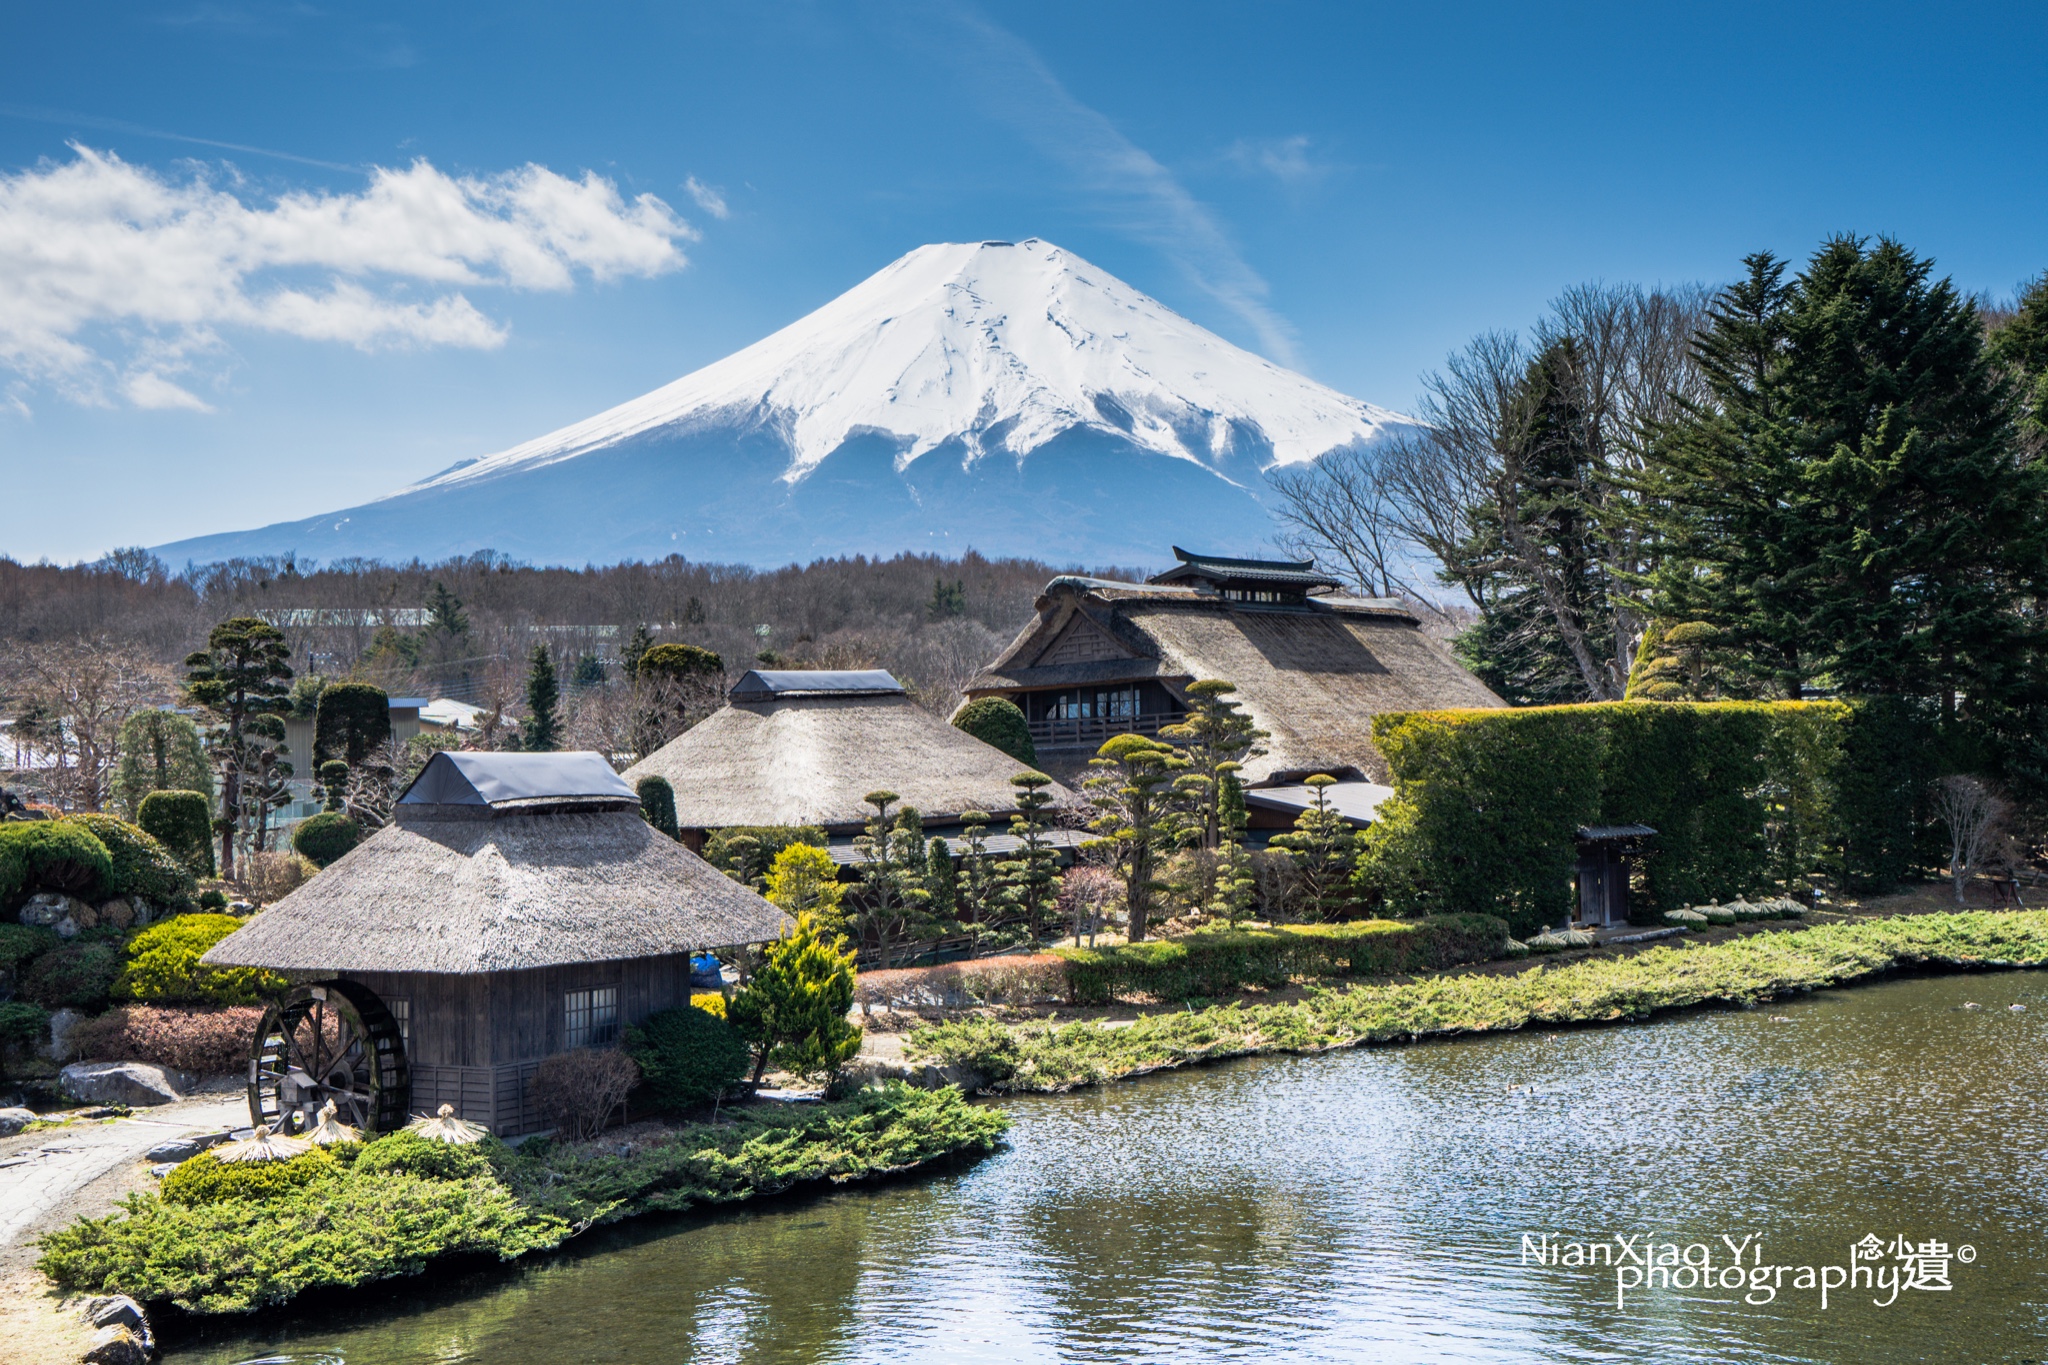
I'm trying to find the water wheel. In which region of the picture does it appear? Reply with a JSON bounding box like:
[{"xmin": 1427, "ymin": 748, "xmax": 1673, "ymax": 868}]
[{"xmin": 249, "ymin": 980, "xmax": 410, "ymax": 1137}]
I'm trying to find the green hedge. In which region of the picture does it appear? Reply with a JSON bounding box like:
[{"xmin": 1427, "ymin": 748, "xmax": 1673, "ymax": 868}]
[
  {"xmin": 62, "ymin": 815, "xmax": 196, "ymax": 909},
  {"xmin": 1366, "ymin": 701, "xmax": 1861, "ymax": 935},
  {"xmin": 1055, "ymin": 915, "xmax": 1509, "ymax": 1005},
  {"xmin": 138, "ymin": 791, "xmax": 215, "ymax": 880},
  {"xmin": 0, "ymin": 821, "xmax": 113, "ymax": 906}
]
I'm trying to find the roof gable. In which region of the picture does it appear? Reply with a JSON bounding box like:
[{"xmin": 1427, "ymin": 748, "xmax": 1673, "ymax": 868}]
[{"xmin": 399, "ymin": 751, "xmax": 636, "ymax": 807}]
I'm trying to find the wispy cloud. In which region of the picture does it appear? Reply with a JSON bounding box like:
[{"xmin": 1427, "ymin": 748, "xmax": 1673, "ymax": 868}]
[
  {"xmin": 928, "ymin": 7, "xmax": 1301, "ymax": 368},
  {"xmin": 685, "ymin": 176, "xmax": 730, "ymax": 220},
  {"xmin": 0, "ymin": 145, "xmax": 698, "ymax": 409},
  {"xmin": 1222, "ymin": 134, "xmax": 1337, "ymax": 188}
]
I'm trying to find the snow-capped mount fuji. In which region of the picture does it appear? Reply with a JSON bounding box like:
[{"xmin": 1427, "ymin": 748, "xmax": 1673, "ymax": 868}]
[{"xmin": 159, "ymin": 239, "xmax": 1415, "ymax": 569}]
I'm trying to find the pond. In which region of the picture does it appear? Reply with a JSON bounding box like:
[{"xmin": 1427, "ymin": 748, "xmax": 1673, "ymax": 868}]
[{"xmin": 165, "ymin": 970, "xmax": 2048, "ymax": 1364}]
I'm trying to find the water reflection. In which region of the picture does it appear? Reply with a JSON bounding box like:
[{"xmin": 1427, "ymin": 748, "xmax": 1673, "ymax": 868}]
[{"xmin": 170, "ymin": 971, "xmax": 2048, "ymax": 1365}]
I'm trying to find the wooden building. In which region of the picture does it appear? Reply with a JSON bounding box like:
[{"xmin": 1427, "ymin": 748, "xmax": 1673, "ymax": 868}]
[
  {"xmin": 624, "ymin": 669, "xmax": 1078, "ymax": 851},
  {"xmin": 1575, "ymin": 824, "xmax": 1656, "ymax": 927},
  {"xmin": 961, "ymin": 547, "xmax": 1505, "ymax": 811},
  {"xmin": 202, "ymin": 751, "xmax": 788, "ymax": 1138}
]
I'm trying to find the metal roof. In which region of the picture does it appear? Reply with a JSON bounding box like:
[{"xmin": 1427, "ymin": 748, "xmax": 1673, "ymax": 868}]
[
  {"xmin": 397, "ymin": 750, "xmax": 637, "ymax": 806},
  {"xmin": 728, "ymin": 669, "xmax": 905, "ymax": 702}
]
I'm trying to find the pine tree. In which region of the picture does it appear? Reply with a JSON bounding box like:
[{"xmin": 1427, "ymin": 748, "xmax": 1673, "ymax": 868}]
[
  {"xmin": 926, "ymin": 837, "xmax": 959, "ymax": 923},
  {"xmin": 1990, "ymin": 272, "xmax": 2048, "ymax": 448},
  {"xmin": 522, "ymin": 645, "xmax": 561, "ymax": 752},
  {"xmin": 621, "ymin": 623, "xmax": 654, "ymax": 679},
  {"xmin": 851, "ymin": 791, "xmax": 934, "ymax": 967},
  {"xmin": 1270, "ymin": 775, "xmax": 1363, "ymax": 921},
  {"xmin": 994, "ymin": 773, "xmax": 1063, "ymax": 941},
  {"xmin": 764, "ymin": 842, "xmax": 847, "ymax": 936},
  {"xmin": 184, "ymin": 616, "xmax": 293, "ymax": 881},
  {"xmin": 727, "ymin": 913, "xmax": 861, "ymax": 1083},
  {"xmin": 110, "ymin": 709, "xmax": 212, "ymax": 818},
  {"xmin": 1160, "ymin": 679, "xmax": 1266, "ymax": 850},
  {"xmin": 1081, "ymin": 736, "xmax": 1191, "ymax": 942}
]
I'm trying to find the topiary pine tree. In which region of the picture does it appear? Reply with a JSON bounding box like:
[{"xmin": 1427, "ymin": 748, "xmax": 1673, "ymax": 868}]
[
  {"xmin": 727, "ymin": 913, "xmax": 861, "ymax": 1083},
  {"xmin": 522, "ymin": 645, "xmax": 561, "ymax": 752},
  {"xmin": 1081, "ymin": 737, "xmax": 1190, "ymax": 942},
  {"xmin": 994, "ymin": 773, "xmax": 1063, "ymax": 941},
  {"xmin": 314, "ymin": 682, "xmax": 390, "ymax": 766},
  {"xmin": 184, "ymin": 616, "xmax": 293, "ymax": 881},
  {"xmin": 1270, "ymin": 774, "xmax": 1363, "ymax": 921},
  {"xmin": 926, "ymin": 837, "xmax": 958, "ymax": 922},
  {"xmin": 636, "ymin": 775, "xmax": 678, "ymax": 839},
  {"xmin": 138, "ymin": 790, "xmax": 214, "ymax": 879},
  {"xmin": 1161, "ymin": 679, "xmax": 1267, "ymax": 850},
  {"xmin": 952, "ymin": 696, "xmax": 1037, "ymax": 766}
]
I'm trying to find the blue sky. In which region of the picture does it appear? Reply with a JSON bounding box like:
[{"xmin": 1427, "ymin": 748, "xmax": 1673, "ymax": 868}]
[{"xmin": 2, "ymin": 0, "xmax": 2044, "ymax": 564}]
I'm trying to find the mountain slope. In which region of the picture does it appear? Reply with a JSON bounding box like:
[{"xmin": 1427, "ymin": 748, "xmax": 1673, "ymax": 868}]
[{"xmin": 158, "ymin": 239, "xmax": 1414, "ymax": 568}]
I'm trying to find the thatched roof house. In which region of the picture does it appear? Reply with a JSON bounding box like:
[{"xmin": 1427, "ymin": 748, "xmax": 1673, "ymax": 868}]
[
  {"xmin": 624, "ymin": 670, "xmax": 1073, "ymax": 842},
  {"xmin": 204, "ymin": 751, "xmax": 788, "ymax": 1137},
  {"xmin": 963, "ymin": 548, "xmax": 1504, "ymax": 792}
]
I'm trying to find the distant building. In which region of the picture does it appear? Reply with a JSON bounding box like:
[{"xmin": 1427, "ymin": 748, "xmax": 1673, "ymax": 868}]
[{"xmin": 961, "ymin": 547, "xmax": 1505, "ymax": 823}]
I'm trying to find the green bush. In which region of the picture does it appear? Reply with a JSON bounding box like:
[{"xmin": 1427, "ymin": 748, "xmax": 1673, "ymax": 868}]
[
  {"xmin": 291, "ymin": 812, "xmax": 361, "ymax": 868},
  {"xmin": 137, "ymin": 790, "xmax": 214, "ymax": 880},
  {"xmin": 314, "ymin": 682, "xmax": 390, "ymax": 765},
  {"xmin": 62, "ymin": 814, "xmax": 196, "ymax": 909},
  {"xmin": 0, "ymin": 923, "xmax": 57, "ymax": 973},
  {"xmin": 0, "ymin": 821, "xmax": 113, "ymax": 903},
  {"xmin": 624, "ymin": 1004, "xmax": 751, "ymax": 1111},
  {"xmin": 0, "ymin": 1000, "xmax": 51, "ymax": 1046},
  {"xmin": 952, "ymin": 697, "xmax": 1037, "ymax": 766},
  {"xmin": 637, "ymin": 642, "xmax": 723, "ymax": 681},
  {"xmin": 113, "ymin": 914, "xmax": 287, "ymax": 1006},
  {"xmin": 160, "ymin": 1148, "xmax": 335, "ymax": 1206},
  {"xmin": 22, "ymin": 941, "xmax": 124, "ymax": 1011},
  {"xmin": 637, "ymin": 775, "xmax": 679, "ymax": 840},
  {"xmin": 1365, "ymin": 701, "xmax": 1858, "ymax": 935},
  {"xmin": 1055, "ymin": 916, "xmax": 1508, "ymax": 1005},
  {"xmin": 197, "ymin": 889, "xmax": 228, "ymax": 911},
  {"xmin": 702, "ymin": 825, "xmax": 829, "ymax": 886},
  {"xmin": 352, "ymin": 1130, "xmax": 495, "ymax": 1181}
]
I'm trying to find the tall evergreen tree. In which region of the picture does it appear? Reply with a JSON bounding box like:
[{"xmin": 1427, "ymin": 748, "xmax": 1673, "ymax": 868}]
[
  {"xmin": 1990, "ymin": 272, "xmax": 2048, "ymax": 449},
  {"xmin": 1646, "ymin": 238, "xmax": 2048, "ymax": 712},
  {"xmin": 522, "ymin": 645, "xmax": 561, "ymax": 752},
  {"xmin": 184, "ymin": 616, "xmax": 293, "ymax": 880}
]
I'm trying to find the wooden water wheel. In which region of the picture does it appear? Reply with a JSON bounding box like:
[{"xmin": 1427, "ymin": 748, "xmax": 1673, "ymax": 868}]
[{"xmin": 249, "ymin": 980, "xmax": 410, "ymax": 1137}]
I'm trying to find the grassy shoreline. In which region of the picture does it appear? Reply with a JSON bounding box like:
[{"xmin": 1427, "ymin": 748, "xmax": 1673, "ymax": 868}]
[
  {"xmin": 37, "ymin": 1082, "xmax": 1006, "ymax": 1315},
  {"xmin": 906, "ymin": 910, "xmax": 2048, "ymax": 1093}
]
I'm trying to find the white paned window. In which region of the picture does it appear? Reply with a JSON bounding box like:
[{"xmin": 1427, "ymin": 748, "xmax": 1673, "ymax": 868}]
[{"xmin": 564, "ymin": 986, "xmax": 619, "ymax": 1049}]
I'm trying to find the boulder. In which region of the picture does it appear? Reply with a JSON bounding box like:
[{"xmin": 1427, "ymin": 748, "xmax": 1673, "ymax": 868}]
[
  {"xmin": 145, "ymin": 1129, "xmax": 231, "ymax": 1163},
  {"xmin": 45, "ymin": 1007, "xmax": 87, "ymax": 1061},
  {"xmin": 18, "ymin": 892, "xmax": 88, "ymax": 928},
  {"xmin": 99, "ymin": 898, "xmax": 135, "ymax": 930},
  {"xmin": 59, "ymin": 1062, "xmax": 189, "ymax": 1107},
  {"xmin": 0, "ymin": 1106, "xmax": 35, "ymax": 1136},
  {"xmin": 82, "ymin": 1295, "xmax": 150, "ymax": 1339},
  {"xmin": 82, "ymin": 1327, "xmax": 151, "ymax": 1365},
  {"xmin": 130, "ymin": 897, "xmax": 160, "ymax": 926},
  {"xmin": 70, "ymin": 901, "xmax": 102, "ymax": 931}
]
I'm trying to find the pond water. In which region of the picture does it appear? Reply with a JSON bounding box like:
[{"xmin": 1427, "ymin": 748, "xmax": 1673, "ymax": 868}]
[{"xmin": 165, "ymin": 970, "xmax": 2048, "ymax": 1365}]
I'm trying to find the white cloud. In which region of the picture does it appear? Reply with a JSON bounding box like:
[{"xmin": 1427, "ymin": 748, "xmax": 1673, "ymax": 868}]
[
  {"xmin": 685, "ymin": 176, "xmax": 730, "ymax": 220},
  {"xmin": 1222, "ymin": 135, "xmax": 1335, "ymax": 187},
  {"xmin": 931, "ymin": 8, "xmax": 1302, "ymax": 369},
  {"xmin": 0, "ymin": 145, "xmax": 699, "ymax": 407}
]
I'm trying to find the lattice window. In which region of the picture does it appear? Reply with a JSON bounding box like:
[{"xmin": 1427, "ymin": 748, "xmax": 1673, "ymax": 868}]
[
  {"xmin": 564, "ymin": 987, "xmax": 619, "ymax": 1049},
  {"xmin": 388, "ymin": 997, "xmax": 410, "ymax": 1049}
]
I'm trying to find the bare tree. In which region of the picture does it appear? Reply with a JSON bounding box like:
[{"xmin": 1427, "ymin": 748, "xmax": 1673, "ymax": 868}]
[
  {"xmin": 1, "ymin": 640, "xmax": 172, "ymax": 810},
  {"xmin": 1934, "ymin": 775, "xmax": 2010, "ymax": 904}
]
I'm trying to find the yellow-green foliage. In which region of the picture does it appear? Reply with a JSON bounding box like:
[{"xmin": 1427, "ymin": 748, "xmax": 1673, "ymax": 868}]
[
  {"xmin": 1055, "ymin": 916, "xmax": 1507, "ymax": 1004},
  {"xmin": 763, "ymin": 842, "xmax": 846, "ymax": 934},
  {"xmin": 351, "ymin": 1130, "xmax": 494, "ymax": 1182},
  {"xmin": 1366, "ymin": 701, "xmax": 1852, "ymax": 933},
  {"xmin": 159, "ymin": 1148, "xmax": 335, "ymax": 1206},
  {"xmin": 114, "ymin": 914, "xmax": 289, "ymax": 1006},
  {"xmin": 690, "ymin": 991, "xmax": 728, "ymax": 1018},
  {"xmin": 728, "ymin": 913, "xmax": 860, "ymax": 1080},
  {"xmin": 910, "ymin": 910, "xmax": 2048, "ymax": 1092}
]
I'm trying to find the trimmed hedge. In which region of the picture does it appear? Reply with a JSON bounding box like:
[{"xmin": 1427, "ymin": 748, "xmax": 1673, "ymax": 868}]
[
  {"xmin": 22, "ymin": 940, "xmax": 123, "ymax": 1011},
  {"xmin": 1055, "ymin": 915, "xmax": 1509, "ymax": 1005},
  {"xmin": 291, "ymin": 811, "xmax": 361, "ymax": 868},
  {"xmin": 1366, "ymin": 701, "xmax": 1856, "ymax": 935},
  {"xmin": 351, "ymin": 1130, "xmax": 494, "ymax": 1182},
  {"xmin": 113, "ymin": 914, "xmax": 289, "ymax": 1006},
  {"xmin": 0, "ymin": 821, "xmax": 113, "ymax": 904},
  {"xmin": 137, "ymin": 790, "xmax": 214, "ymax": 880},
  {"xmin": 637, "ymin": 775, "xmax": 679, "ymax": 839},
  {"xmin": 952, "ymin": 697, "xmax": 1037, "ymax": 766},
  {"xmin": 63, "ymin": 814, "xmax": 196, "ymax": 909},
  {"xmin": 0, "ymin": 923, "xmax": 57, "ymax": 973}
]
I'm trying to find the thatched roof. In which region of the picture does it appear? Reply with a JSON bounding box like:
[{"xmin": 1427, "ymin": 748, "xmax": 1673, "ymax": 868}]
[
  {"xmin": 966, "ymin": 575, "xmax": 1504, "ymax": 784},
  {"xmin": 203, "ymin": 753, "xmax": 789, "ymax": 974},
  {"xmin": 625, "ymin": 673, "xmax": 1071, "ymax": 832}
]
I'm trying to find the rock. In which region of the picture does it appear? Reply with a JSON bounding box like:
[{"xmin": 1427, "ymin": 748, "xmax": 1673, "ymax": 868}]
[
  {"xmin": 0, "ymin": 1106, "xmax": 35, "ymax": 1136},
  {"xmin": 54, "ymin": 917, "xmax": 80, "ymax": 939},
  {"xmin": 18, "ymin": 892, "xmax": 88, "ymax": 927},
  {"xmin": 59, "ymin": 1062, "xmax": 187, "ymax": 1107},
  {"xmin": 145, "ymin": 1129, "xmax": 230, "ymax": 1163},
  {"xmin": 99, "ymin": 898, "xmax": 135, "ymax": 930},
  {"xmin": 149, "ymin": 1162, "xmax": 176, "ymax": 1179},
  {"xmin": 82, "ymin": 1326, "xmax": 150, "ymax": 1365},
  {"xmin": 46, "ymin": 1007, "xmax": 87, "ymax": 1061},
  {"xmin": 130, "ymin": 897, "xmax": 160, "ymax": 926},
  {"xmin": 82, "ymin": 1295, "xmax": 149, "ymax": 1336},
  {"xmin": 70, "ymin": 901, "xmax": 101, "ymax": 931},
  {"xmin": 228, "ymin": 900, "xmax": 255, "ymax": 913}
]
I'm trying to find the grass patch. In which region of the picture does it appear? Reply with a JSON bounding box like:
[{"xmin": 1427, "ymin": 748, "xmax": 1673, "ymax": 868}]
[
  {"xmin": 906, "ymin": 911, "xmax": 2048, "ymax": 1092},
  {"xmin": 37, "ymin": 1082, "xmax": 1005, "ymax": 1314}
]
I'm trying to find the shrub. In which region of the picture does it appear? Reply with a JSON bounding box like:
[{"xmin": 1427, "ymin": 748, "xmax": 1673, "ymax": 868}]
[
  {"xmin": 63, "ymin": 814, "xmax": 196, "ymax": 909},
  {"xmin": 0, "ymin": 922, "xmax": 57, "ymax": 973},
  {"xmin": 623, "ymin": 1004, "xmax": 750, "ymax": 1112},
  {"xmin": 22, "ymin": 941, "xmax": 123, "ymax": 1011},
  {"xmin": 854, "ymin": 955, "xmax": 1068, "ymax": 1012},
  {"xmin": 160, "ymin": 1148, "xmax": 336, "ymax": 1206},
  {"xmin": 114, "ymin": 914, "xmax": 288, "ymax": 1006},
  {"xmin": 1056, "ymin": 916, "xmax": 1509, "ymax": 1005},
  {"xmin": 0, "ymin": 821, "xmax": 113, "ymax": 902},
  {"xmin": 291, "ymin": 812, "xmax": 361, "ymax": 868},
  {"xmin": 110, "ymin": 709, "xmax": 212, "ymax": 820},
  {"xmin": 531, "ymin": 1048, "xmax": 639, "ymax": 1139},
  {"xmin": 69, "ymin": 1004, "xmax": 263, "ymax": 1075},
  {"xmin": 952, "ymin": 697, "xmax": 1037, "ymax": 766},
  {"xmin": 728, "ymin": 914, "xmax": 861, "ymax": 1081},
  {"xmin": 689, "ymin": 991, "xmax": 727, "ymax": 1018},
  {"xmin": 637, "ymin": 642, "xmax": 722, "ymax": 682},
  {"xmin": 314, "ymin": 682, "xmax": 391, "ymax": 765},
  {"xmin": 243, "ymin": 851, "xmax": 315, "ymax": 903},
  {"xmin": 636, "ymin": 776, "xmax": 679, "ymax": 839},
  {"xmin": 353, "ymin": 1130, "xmax": 494, "ymax": 1182},
  {"xmin": 197, "ymin": 889, "xmax": 228, "ymax": 911},
  {"xmin": 0, "ymin": 1000, "xmax": 50, "ymax": 1046},
  {"xmin": 138, "ymin": 791, "xmax": 214, "ymax": 879},
  {"xmin": 702, "ymin": 825, "xmax": 829, "ymax": 887}
]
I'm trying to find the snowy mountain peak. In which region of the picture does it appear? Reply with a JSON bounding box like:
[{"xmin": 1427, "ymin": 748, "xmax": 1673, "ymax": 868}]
[{"xmin": 398, "ymin": 238, "xmax": 1409, "ymax": 499}]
